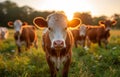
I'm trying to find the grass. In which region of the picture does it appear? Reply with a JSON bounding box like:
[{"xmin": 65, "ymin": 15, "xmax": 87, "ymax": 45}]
[{"xmin": 0, "ymin": 29, "xmax": 120, "ymax": 77}]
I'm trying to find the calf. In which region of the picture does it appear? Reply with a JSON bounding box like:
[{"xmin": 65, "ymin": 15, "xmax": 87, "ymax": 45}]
[
  {"xmin": 33, "ymin": 13, "xmax": 81, "ymax": 77},
  {"xmin": 71, "ymin": 24, "xmax": 88, "ymax": 48},
  {"xmin": 8, "ymin": 20, "xmax": 38, "ymax": 53},
  {"xmin": 0, "ymin": 27, "xmax": 8, "ymax": 40},
  {"xmin": 86, "ymin": 20, "xmax": 117, "ymax": 48}
]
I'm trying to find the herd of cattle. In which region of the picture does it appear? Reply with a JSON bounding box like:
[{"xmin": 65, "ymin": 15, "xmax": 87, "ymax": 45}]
[{"xmin": 0, "ymin": 12, "xmax": 117, "ymax": 77}]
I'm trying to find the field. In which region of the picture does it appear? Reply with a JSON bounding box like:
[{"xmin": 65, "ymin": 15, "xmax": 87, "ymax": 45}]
[{"xmin": 0, "ymin": 29, "xmax": 120, "ymax": 77}]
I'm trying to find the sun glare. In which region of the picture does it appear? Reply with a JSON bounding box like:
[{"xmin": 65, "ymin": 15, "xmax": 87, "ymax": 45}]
[
  {"xmin": 38, "ymin": 0, "xmax": 96, "ymax": 18},
  {"xmin": 60, "ymin": 0, "xmax": 95, "ymax": 20},
  {"xmin": 64, "ymin": 10, "xmax": 74, "ymax": 20}
]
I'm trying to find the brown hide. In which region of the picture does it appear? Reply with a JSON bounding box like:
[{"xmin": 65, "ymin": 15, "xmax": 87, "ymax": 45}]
[
  {"xmin": 71, "ymin": 29, "xmax": 86, "ymax": 48},
  {"xmin": 86, "ymin": 25, "xmax": 110, "ymax": 48},
  {"xmin": 14, "ymin": 26, "xmax": 38, "ymax": 53},
  {"xmin": 42, "ymin": 30, "xmax": 74, "ymax": 77}
]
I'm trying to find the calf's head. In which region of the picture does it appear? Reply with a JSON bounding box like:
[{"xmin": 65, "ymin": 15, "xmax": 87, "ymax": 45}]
[
  {"xmin": 8, "ymin": 20, "xmax": 28, "ymax": 34},
  {"xmin": 33, "ymin": 13, "xmax": 81, "ymax": 49},
  {"xmin": 79, "ymin": 24, "xmax": 88, "ymax": 37},
  {"xmin": 99, "ymin": 20, "xmax": 117, "ymax": 31}
]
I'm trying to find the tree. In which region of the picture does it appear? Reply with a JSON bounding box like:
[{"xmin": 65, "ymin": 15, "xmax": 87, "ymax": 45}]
[
  {"xmin": 92, "ymin": 16, "xmax": 107, "ymax": 25},
  {"xmin": 0, "ymin": 0, "xmax": 18, "ymax": 27},
  {"xmin": 73, "ymin": 12, "xmax": 93, "ymax": 25},
  {"xmin": 111, "ymin": 14, "xmax": 120, "ymax": 29}
]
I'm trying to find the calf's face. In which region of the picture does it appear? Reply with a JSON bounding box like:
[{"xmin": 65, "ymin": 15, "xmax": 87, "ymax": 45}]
[
  {"xmin": 47, "ymin": 14, "xmax": 68, "ymax": 49},
  {"xmin": 13, "ymin": 20, "xmax": 23, "ymax": 33},
  {"xmin": 79, "ymin": 24, "xmax": 88, "ymax": 36},
  {"xmin": 33, "ymin": 13, "xmax": 81, "ymax": 49},
  {"xmin": 99, "ymin": 20, "xmax": 117, "ymax": 31},
  {"xmin": 8, "ymin": 20, "xmax": 28, "ymax": 34}
]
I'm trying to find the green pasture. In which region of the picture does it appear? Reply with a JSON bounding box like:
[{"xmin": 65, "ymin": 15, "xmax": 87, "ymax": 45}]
[{"xmin": 0, "ymin": 29, "xmax": 120, "ymax": 77}]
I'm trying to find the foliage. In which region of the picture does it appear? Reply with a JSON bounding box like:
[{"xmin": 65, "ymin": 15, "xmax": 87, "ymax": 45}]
[
  {"xmin": 73, "ymin": 12, "xmax": 93, "ymax": 25},
  {"xmin": 112, "ymin": 14, "xmax": 120, "ymax": 29},
  {"xmin": 0, "ymin": 0, "xmax": 54, "ymax": 27},
  {"xmin": 92, "ymin": 16, "xmax": 107, "ymax": 25}
]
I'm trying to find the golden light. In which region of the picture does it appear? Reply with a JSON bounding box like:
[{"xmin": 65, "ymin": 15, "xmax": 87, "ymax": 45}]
[
  {"xmin": 64, "ymin": 10, "xmax": 74, "ymax": 20},
  {"xmin": 60, "ymin": 0, "xmax": 95, "ymax": 20},
  {"xmin": 37, "ymin": 0, "xmax": 96, "ymax": 17}
]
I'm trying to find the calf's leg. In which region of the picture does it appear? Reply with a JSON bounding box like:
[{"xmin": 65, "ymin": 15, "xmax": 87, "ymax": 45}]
[
  {"xmin": 46, "ymin": 56, "xmax": 57, "ymax": 77},
  {"xmin": 17, "ymin": 46, "xmax": 21, "ymax": 53},
  {"xmin": 34, "ymin": 39, "xmax": 38, "ymax": 49},
  {"xmin": 62, "ymin": 53, "xmax": 71, "ymax": 77}
]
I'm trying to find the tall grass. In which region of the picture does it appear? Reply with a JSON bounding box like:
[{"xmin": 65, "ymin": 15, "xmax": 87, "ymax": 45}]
[{"xmin": 0, "ymin": 29, "xmax": 120, "ymax": 77}]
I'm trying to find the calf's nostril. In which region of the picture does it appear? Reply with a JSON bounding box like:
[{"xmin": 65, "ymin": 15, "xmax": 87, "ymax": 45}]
[
  {"xmin": 53, "ymin": 41, "xmax": 57, "ymax": 45},
  {"xmin": 54, "ymin": 40, "xmax": 64, "ymax": 46}
]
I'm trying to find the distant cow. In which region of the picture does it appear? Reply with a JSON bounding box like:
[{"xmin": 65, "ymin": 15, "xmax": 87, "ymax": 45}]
[
  {"xmin": 0, "ymin": 27, "xmax": 8, "ymax": 40},
  {"xmin": 33, "ymin": 13, "xmax": 81, "ymax": 77},
  {"xmin": 71, "ymin": 24, "xmax": 88, "ymax": 48},
  {"xmin": 86, "ymin": 20, "xmax": 117, "ymax": 48},
  {"xmin": 8, "ymin": 20, "xmax": 38, "ymax": 53}
]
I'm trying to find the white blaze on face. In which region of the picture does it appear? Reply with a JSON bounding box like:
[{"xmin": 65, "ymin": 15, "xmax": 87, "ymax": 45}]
[
  {"xmin": 13, "ymin": 20, "xmax": 23, "ymax": 33},
  {"xmin": 79, "ymin": 24, "xmax": 87, "ymax": 36},
  {"xmin": 47, "ymin": 14, "xmax": 68, "ymax": 48}
]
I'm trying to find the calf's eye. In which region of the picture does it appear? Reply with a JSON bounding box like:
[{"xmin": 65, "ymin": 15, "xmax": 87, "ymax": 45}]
[
  {"xmin": 64, "ymin": 27, "xmax": 67, "ymax": 30},
  {"xmin": 48, "ymin": 27, "xmax": 53, "ymax": 31},
  {"xmin": 48, "ymin": 27, "xmax": 51, "ymax": 30}
]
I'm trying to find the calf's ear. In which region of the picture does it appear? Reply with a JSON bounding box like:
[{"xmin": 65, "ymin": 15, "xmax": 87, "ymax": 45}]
[
  {"xmin": 68, "ymin": 18, "xmax": 81, "ymax": 28},
  {"xmin": 33, "ymin": 17, "xmax": 48, "ymax": 28},
  {"xmin": 112, "ymin": 20, "xmax": 117, "ymax": 26},
  {"xmin": 7, "ymin": 21, "xmax": 13, "ymax": 27},
  {"xmin": 99, "ymin": 20, "xmax": 105, "ymax": 25}
]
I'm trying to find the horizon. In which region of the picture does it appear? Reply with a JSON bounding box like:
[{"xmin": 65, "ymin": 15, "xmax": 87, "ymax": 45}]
[{"xmin": 0, "ymin": 0, "xmax": 120, "ymax": 19}]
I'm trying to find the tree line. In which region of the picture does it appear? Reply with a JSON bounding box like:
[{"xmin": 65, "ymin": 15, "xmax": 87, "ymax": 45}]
[{"xmin": 0, "ymin": 0, "xmax": 120, "ymax": 29}]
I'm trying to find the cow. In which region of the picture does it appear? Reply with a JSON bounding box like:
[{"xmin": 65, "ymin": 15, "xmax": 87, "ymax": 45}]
[
  {"xmin": 8, "ymin": 20, "xmax": 38, "ymax": 53},
  {"xmin": 71, "ymin": 24, "xmax": 88, "ymax": 48},
  {"xmin": 0, "ymin": 27, "xmax": 8, "ymax": 40},
  {"xmin": 33, "ymin": 12, "xmax": 81, "ymax": 77},
  {"xmin": 86, "ymin": 20, "xmax": 117, "ymax": 48}
]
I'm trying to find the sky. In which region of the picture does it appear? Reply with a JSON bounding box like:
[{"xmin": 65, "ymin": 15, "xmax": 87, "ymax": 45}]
[{"xmin": 0, "ymin": 0, "xmax": 120, "ymax": 19}]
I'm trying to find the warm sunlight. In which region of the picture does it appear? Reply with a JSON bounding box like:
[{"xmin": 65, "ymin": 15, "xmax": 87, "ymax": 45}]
[
  {"xmin": 2, "ymin": 0, "xmax": 120, "ymax": 17},
  {"xmin": 63, "ymin": 0, "xmax": 96, "ymax": 20},
  {"xmin": 64, "ymin": 10, "xmax": 74, "ymax": 20},
  {"xmin": 39, "ymin": 0, "xmax": 95, "ymax": 20}
]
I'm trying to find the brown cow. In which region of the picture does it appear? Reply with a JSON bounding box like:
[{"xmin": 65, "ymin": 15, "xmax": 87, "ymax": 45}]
[
  {"xmin": 8, "ymin": 20, "xmax": 38, "ymax": 53},
  {"xmin": 33, "ymin": 12, "xmax": 81, "ymax": 77},
  {"xmin": 71, "ymin": 24, "xmax": 88, "ymax": 48},
  {"xmin": 86, "ymin": 20, "xmax": 117, "ymax": 48}
]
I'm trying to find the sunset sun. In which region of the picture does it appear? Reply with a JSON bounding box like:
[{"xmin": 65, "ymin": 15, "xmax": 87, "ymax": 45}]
[
  {"xmin": 64, "ymin": 10, "xmax": 74, "ymax": 20},
  {"xmin": 49, "ymin": 0, "xmax": 95, "ymax": 20}
]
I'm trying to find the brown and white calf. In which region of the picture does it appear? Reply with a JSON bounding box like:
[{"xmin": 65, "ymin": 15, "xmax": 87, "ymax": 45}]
[
  {"xmin": 0, "ymin": 27, "xmax": 8, "ymax": 40},
  {"xmin": 33, "ymin": 13, "xmax": 81, "ymax": 77},
  {"xmin": 8, "ymin": 20, "xmax": 38, "ymax": 53},
  {"xmin": 86, "ymin": 20, "xmax": 117, "ymax": 48},
  {"xmin": 71, "ymin": 24, "xmax": 88, "ymax": 48}
]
